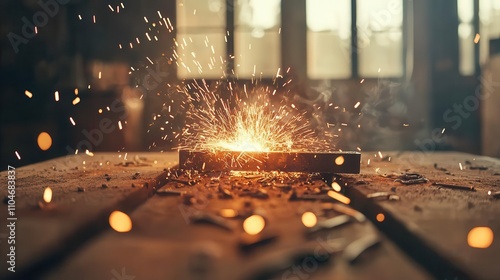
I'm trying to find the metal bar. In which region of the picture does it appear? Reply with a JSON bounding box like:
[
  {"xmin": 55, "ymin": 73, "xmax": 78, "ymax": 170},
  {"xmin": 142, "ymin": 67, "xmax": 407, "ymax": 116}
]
[{"xmin": 178, "ymin": 150, "xmax": 361, "ymax": 173}]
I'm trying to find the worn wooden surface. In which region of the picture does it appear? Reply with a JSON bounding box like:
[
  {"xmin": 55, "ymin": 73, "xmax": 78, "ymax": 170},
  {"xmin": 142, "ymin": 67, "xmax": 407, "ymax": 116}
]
[
  {"xmin": 345, "ymin": 151, "xmax": 500, "ymax": 280},
  {"xmin": 1, "ymin": 151, "xmax": 499, "ymax": 279}
]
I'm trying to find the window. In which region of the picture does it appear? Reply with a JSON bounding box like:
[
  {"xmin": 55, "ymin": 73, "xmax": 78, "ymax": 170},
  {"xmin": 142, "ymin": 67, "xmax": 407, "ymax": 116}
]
[
  {"xmin": 176, "ymin": 0, "xmax": 281, "ymax": 79},
  {"xmin": 307, "ymin": 0, "xmax": 405, "ymax": 79},
  {"xmin": 458, "ymin": 0, "xmax": 476, "ymax": 76},
  {"xmin": 176, "ymin": 0, "xmax": 227, "ymax": 79},
  {"xmin": 306, "ymin": 0, "xmax": 352, "ymax": 79},
  {"xmin": 235, "ymin": 0, "xmax": 281, "ymax": 77},
  {"xmin": 480, "ymin": 0, "xmax": 500, "ymax": 65}
]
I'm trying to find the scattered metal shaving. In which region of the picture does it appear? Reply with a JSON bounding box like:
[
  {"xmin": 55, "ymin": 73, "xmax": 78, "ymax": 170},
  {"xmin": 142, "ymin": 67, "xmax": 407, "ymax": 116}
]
[
  {"xmin": 156, "ymin": 189, "xmax": 186, "ymax": 196},
  {"xmin": 308, "ymin": 214, "xmax": 352, "ymax": 234},
  {"xmin": 367, "ymin": 192, "xmax": 400, "ymax": 201},
  {"xmin": 434, "ymin": 163, "xmax": 447, "ymax": 172},
  {"xmin": 394, "ymin": 173, "xmax": 428, "ymax": 185},
  {"xmin": 189, "ymin": 211, "xmax": 234, "ymax": 231},
  {"xmin": 343, "ymin": 234, "xmax": 381, "ymax": 264},
  {"xmin": 432, "ymin": 182, "xmax": 476, "ymax": 192},
  {"xmin": 488, "ymin": 191, "xmax": 500, "ymax": 199}
]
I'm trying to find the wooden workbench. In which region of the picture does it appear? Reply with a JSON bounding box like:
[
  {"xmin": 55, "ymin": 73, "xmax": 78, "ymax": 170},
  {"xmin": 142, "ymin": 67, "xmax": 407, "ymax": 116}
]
[{"xmin": 0, "ymin": 151, "xmax": 498, "ymax": 280}]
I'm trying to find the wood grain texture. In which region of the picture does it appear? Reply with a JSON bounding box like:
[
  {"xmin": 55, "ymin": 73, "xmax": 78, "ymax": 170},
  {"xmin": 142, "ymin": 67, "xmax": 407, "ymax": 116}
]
[
  {"xmin": 3, "ymin": 151, "xmax": 499, "ymax": 279},
  {"xmin": 0, "ymin": 152, "xmax": 177, "ymax": 279},
  {"xmin": 345, "ymin": 151, "xmax": 500, "ymax": 280}
]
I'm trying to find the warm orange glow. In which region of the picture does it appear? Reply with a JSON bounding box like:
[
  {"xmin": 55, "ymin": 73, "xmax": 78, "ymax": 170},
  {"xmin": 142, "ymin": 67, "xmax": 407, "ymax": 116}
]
[
  {"xmin": 181, "ymin": 89, "xmax": 329, "ymax": 153},
  {"xmin": 335, "ymin": 156, "xmax": 345, "ymax": 165},
  {"xmin": 43, "ymin": 187, "xmax": 52, "ymax": 203},
  {"xmin": 474, "ymin": 33, "xmax": 480, "ymax": 44},
  {"xmin": 331, "ymin": 182, "xmax": 342, "ymax": 192},
  {"xmin": 327, "ymin": 190, "xmax": 351, "ymax": 204},
  {"xmin": 376, "ymin": 213, "xmax": 385, "ymax": 222},
  {"xmin": 243, "ymin": 214, "xmax": 265, "ymax": 235},
  {"xmin": 467, "ymin": 227, "xmax": 494, "ymax": 248},
  {"xmin": 109, "ymin": 211, "xmax": 132, "ymax": 233},
  {"xmin": 301, "ymin": 212, "xmax": 318, "ymax": 228},
  {"xmin": 37, "ymin": 132, "xmax": 52, "ymax": 151},
  {"xmin": 219, "ymin": 208, "xmax": 238, "ymax": 218}
]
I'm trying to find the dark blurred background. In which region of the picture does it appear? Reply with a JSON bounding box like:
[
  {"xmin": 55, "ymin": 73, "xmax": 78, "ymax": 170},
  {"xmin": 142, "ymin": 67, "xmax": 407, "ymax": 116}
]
[{"xmin": 1, "ymin": 0, "xmax": 500, "ymax": 167}]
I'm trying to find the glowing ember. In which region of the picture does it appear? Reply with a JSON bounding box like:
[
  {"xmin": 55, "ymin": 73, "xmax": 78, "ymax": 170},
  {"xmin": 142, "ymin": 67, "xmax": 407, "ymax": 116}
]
[
  {"xmin": 43, "ymin": 187, "xmax": 52, "ymax": 203},
  {"xmin": 219, "ymin": 209, "xmax": 238, "ymax": 218},
  {"xmin": 25, "ymin": 90, "xmax": 33, "ymax": 98},
  {"xmin": 467, "ymin": 227, "xmax": 494, "ymax": 248},
  {"xmin": 335, "ymin": 156, "xmax": 345, "ymax": 165},
  {"xmin": 37, "ymin": 132, "xmax": 52, "ymax": 151},
  {"xmin": 327, "ymin": 190, "xmax": 351, "ymax": 204},
  {"xmin": 474, "ymin": 33, "xmax": 480, "ymax": 44},
  {"xmin": 243, "ymin": 214, "xmax": 265, "ymax": 235},
  {"xmin": 376, "ymin": 213, "xmax": 385, "ymax": 222},
  {"xmin": 331, "ymin": 182, "xmax": 342, "ymax": 192},
  {"xmin": 301, "ymin": 212, "xmax": 318, "ymax": 228},
  {"xmin": 109, "ymin": 211, "xmax": 132, "ymax": 233}
]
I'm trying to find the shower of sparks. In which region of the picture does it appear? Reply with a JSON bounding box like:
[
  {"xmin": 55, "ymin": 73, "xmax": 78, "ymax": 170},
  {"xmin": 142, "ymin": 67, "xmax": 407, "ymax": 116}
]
[
  {"xmin": 72, "ymin": 97, "xmax": 80, "ymax": 105},
  {"xmin": 25, "ymin": 90, "xmax": 33, "ymax": 98},
  {"xmin": 15, "ymin": 151, "xmax": 21, "ymax": 160},
  {"xmin": 54, "ymin": 91, "xmax": 60, "ymax": 101},
  {"xmin": 179, "ymin": 82, "xmax": 332, "ymax": 153},
  {"xmin": 69, "ymin": 117, "xmax": 76, "ymax": 126}
]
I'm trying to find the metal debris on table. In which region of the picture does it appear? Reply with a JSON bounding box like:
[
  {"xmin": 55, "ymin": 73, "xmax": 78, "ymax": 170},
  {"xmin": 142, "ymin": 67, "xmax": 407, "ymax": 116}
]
[
  {"xmin": 189, "ymin": 211, "xmax": 234, "ymax": 231},
  {"xmin": 488, "ymin": 191, "xmax": 500, "ymax": 199},
  {"xmin": 465, "ymin": 160, "xmax": 489, "ymax": 170},
  {"xmin": 307, "ymin": 214, "xmax": 352, "ymax": 234},
  {"xmin": 432, "ymin": 182, "xmax": 476, "ymax": 192},
  {"xmin": 156, "ymin": 189, "xmax": 186, "ymax": 196},
  {"xmin": 343, "ymin": 234, "xmax": 382, "ymax": 264},
  {"xmin": 395, "ymin": 173, "xmax": 429, "ymax": 185},
  {"xmin": 367, "ymin": 192, "xmax": 401, "ymax": 201},
  {"xmin": 433, "ymin": 163, "xmax": 448, "ymax": 172}
]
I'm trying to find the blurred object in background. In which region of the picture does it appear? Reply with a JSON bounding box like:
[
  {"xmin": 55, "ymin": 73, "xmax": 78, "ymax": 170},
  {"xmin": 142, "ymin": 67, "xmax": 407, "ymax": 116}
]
[{"xmin": 482, "ymin": 38, "xmax": 500, "ymax": 157}]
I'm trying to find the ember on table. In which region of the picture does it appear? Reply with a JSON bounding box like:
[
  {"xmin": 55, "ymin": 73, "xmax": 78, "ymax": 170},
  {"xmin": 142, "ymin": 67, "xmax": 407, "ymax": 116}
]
[{"xmin": 179, "ymin": 149, "xmax": 361, "ymax": 173}]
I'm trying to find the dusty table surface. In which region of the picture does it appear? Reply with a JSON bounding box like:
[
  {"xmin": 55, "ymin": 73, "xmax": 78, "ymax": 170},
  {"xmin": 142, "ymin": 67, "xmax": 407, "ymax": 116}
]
[{"xmin": 1, "ymin": 151, "xmax": 499, "ymax": 280}]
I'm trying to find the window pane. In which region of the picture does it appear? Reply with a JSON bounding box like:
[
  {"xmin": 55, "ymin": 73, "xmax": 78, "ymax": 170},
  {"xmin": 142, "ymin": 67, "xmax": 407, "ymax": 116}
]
[
  {"xmin": 357, "ymin": 0, "xmax": 403, "ymax": 77},
  {"xmin": 176, "ymin": 0, "xmax": 226, "ymax": 79},
  {"xmin": 480, "ymin": 0, "xmax": 500, "ymax": 65},
  {"xmin": 176, "ymin": 33, "xmax": 226, "ymax": 79},
  {"xmin": 458, "ymin": 0, "xmax": 475, "ymax": 76},
  {"xmin": 459, "ymin": 23, "xmax": 475, "ymax": 75},
  {"xmin": 234, "ymin": 31, "xmax": 280, "ymax": 77},
  {"xmin": 306, "ymin": 0, "xmax": 351, "ymax": 79},
  {"xmin": 177, "ymin": 0, "xmax": 225, "ymax": 29},
  {"xmin": 235, "ymin": 0, "xmax": 281, "ymax": 78}
]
